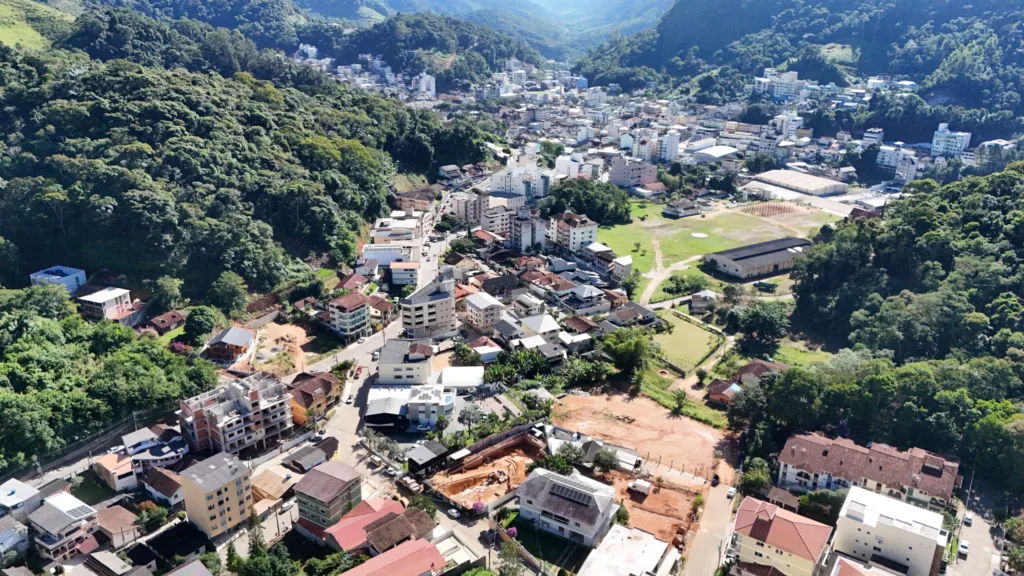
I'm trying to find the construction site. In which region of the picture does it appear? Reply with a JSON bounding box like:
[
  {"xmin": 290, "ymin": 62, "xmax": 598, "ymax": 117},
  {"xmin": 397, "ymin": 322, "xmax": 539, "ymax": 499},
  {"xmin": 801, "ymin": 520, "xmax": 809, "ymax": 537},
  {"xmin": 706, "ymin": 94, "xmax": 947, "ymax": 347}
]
[{"xmin": 430, "ymin": 425, "xmax": 547, "ymax": 510}]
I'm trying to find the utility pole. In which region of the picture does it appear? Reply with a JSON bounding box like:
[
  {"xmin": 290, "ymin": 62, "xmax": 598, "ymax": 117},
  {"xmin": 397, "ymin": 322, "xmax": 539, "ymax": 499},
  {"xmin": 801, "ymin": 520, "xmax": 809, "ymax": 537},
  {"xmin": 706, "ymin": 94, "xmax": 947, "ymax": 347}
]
[{"xmin": 133, "ymin": 410, "xmax": 139, "ymax": 431}]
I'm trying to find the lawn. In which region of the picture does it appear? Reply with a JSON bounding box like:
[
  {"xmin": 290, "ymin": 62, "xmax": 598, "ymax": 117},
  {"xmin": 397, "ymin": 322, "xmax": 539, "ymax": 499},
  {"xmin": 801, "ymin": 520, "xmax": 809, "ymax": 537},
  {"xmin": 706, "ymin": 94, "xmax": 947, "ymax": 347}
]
[
  {"xmin": 654, "ymin": 311, "xmax": 723, "ymax": 372},
  {"xmin": 158, "ymin": 326, "xmax": 185, "ymax": 346},
  {"xmin": 72, "ymin": 469, "xmax": 115, "ymax": 505},
  {"xmin": 390, "ymin": 173, "xmax": 428, "ymax": 193},
  {"xmin": 652, "ymin": 267, "xmax": 727, "ymax": 304},
  {"xmin": 639, "ymin": 363, "xmax": 728, "ymax": 428},
  {"xmin": 508, "ymin": 517, "xmax": 590, "ymax": 575},
  {"xmin": 774, "ymin": 341, "xmax": 833, "ymax": 367}
]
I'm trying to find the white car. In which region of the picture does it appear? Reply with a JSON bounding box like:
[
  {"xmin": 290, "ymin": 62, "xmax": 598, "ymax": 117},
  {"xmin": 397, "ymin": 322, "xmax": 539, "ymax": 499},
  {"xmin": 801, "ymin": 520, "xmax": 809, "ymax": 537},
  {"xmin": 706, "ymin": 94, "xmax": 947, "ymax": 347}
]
[
  {"xmin": 963, "ymin": 512, "xmax": 973, "ymax": 527},
  {"xmin": 345, "ymin": 395, "xmax": 355, "ymax": 404},
  {"xmin": 386, "ymin": 467, "xmax": 401, "ymax": 477},
  {"xmin": 279, "ymin": 501, "xmax": 295, "ymax": 513},
  {"xmin": 372, "ymin": 351, "xmax": 380, "ymax": 361},
  {"xmin": 447, "ymin": 508, "xmax": 461, "ymax": 519},
  {"xmin": 358, "ymin": 337, "xmax": 366, "ymax": 344},
  {"xmin": 727, "ymin": 487, "xmax": 737, "ymax": 499},
  {"xmin": 107, "ymin": 445, "xmax": 125, "ymax": 454},
  {"xmin": 958, "ymin": 540, "xmax": 969, "ymax": 557}
]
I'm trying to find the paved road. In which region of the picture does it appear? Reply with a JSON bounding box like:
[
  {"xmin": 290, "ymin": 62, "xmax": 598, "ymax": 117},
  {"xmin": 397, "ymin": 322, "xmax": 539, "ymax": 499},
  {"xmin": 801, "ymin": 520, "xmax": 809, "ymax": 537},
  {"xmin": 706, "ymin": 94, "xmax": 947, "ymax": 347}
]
[
  {"xmin": 685, "ymin": 484, "xmax": 734, "ymax": 576},
  {"xmin": 952, "ymin": 478, "xmax": 1004, "ymax": 576}
]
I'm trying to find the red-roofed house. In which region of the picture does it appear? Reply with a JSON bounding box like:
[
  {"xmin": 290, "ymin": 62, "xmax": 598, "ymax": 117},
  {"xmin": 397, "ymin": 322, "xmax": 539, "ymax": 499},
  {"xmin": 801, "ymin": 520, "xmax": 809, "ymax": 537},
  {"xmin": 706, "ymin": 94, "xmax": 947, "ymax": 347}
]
[
  {"xmin": 324, "ymin": 500, "xmax": 405, "ymax": 552},
  {"xmin": 339, "ymin": 273, "xmax": 370, "ymax": 292},
  {"xmin": 734, "ymin": 497, "xmax": 832, "ymax": 576},
  {"xmin": 736, "ymin": 359, "xmax": 790, "ymax": 385},
  {"xmin": 341, "ymin": 539, "xmax": 445, "ymax": 576}
]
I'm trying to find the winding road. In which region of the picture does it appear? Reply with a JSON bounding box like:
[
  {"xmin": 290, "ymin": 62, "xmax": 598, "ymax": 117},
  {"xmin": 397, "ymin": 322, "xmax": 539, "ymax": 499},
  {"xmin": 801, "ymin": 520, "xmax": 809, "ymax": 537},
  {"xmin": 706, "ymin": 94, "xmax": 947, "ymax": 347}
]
[{"xmin": 637, "ymin": 239, "xmax": 703, "ymax": 305}]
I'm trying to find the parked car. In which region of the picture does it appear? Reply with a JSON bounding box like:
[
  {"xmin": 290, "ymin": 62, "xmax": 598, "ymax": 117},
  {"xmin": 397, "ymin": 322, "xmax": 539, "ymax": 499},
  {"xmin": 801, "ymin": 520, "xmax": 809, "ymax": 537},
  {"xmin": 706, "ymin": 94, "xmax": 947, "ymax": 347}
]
[
  {"xmin": 358, "ymin": 337, "xmax": 366, "ymax": 344},
  {"xmin": 107, "ymin": 445, "xmax": 124, "ymax": 454},
  {"xmin": 386, "ymin": 467, "xmax": 401, "ymax": 477},
  {"xmin": 416, "ymin": 425, "xmax": 431, "ymax": 432},
  {"xmin": 345, "ymin": 395, "xmax": 355, "ymax": 404},
  {"xmin": 958, "ymin": 540, "xmax": 969, "ymax": 557},
  {"xmin": 447, "ymin": 508, "xmax": 461, "ymax": 519},
  {"xmin": 727, "ymin": 487, "xmax": 737, "ymax": 499},
  {"xmin": 280, "ymin": 501, "xmax": 295, "ymax": 513},
  {"xmin": 369, "ymin": 455, "xmax": 383, "ymax": 467},
  {"xmin": 311, "ymin": 433, "xmax": 325, "ymax": 442},
  {"xmin": 711, "ymin": 474, "xmax": 720, "ymax": 487},
  {"xmin": 372, "ymin": 351, "xmax": 380, "ymax": 361},
  {"xmin": 963, "ymin": 512, "xmax": 973, "ymax": 527}
]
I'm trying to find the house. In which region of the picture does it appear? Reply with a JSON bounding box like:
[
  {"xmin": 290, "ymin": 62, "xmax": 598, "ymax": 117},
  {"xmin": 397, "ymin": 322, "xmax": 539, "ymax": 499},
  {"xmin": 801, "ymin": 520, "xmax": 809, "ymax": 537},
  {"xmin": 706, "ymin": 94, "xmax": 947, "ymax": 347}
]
[
  {"xmin": 777, "ymin": 433, "xmax": 961, "ymax": 510},
  {"xmin": 405, "ymin": 441, "xmax": 449, "ymax": 476},
  {"xmin": 431, "ymin": 366, "xmax": 485, "ymax": 394},
  {"xmin": 0, "ymin": 516, "xmax": 29, "ymax": 556},
  {"xmin": 519, "ymin": 313, "xmax": 560, "ymax": 344},
  {"xmin": 148, "ymin": 311, "xmax": 186, "ymax": 335},
  {"xmin": 147, "ymin": 522, "xmax": 213, "ymax": 564},
  {"xmin": 327, "ymin": 292, "xmax": 370, "ymax": 338},
  {"xmin": 142, "ymin": 468, "xmax": 183, "ymax": 509},
  {"xmin": 610, "ymin": 255, "xmax": 632, "ymax": 282},
  {"xmin": 287, "ymin": 446, "xmax": 328, "ymax": 473},
  {"xmin": 288, "ymin": 372, "xmax": 343, "ymax": 426},
  {"xmin": 30, "ymin": 266, "xmax": 87, "ymax": 295},
  {"xmin": 707, "ymin": 379, "xmax": 742, "ymax": 406},
  {"xmin": 512, "ymin": 293, "xmax": 544, "ymax": 317},
  {"xmin": 339, "ymin": 273, "xmax": 370, "ymax": 292},
  {"xmin": 607, "ymin": 302, "xmax": 657, "ymax": 327},
  {"xmin": 324, "ymin": 499, "xmax": 405, "ymax": 552},
  {"xmin": 355, "ymin": 259, "xmax": 380, "ymax": 279},
  {"xmin": 561, "ymin": 284, "xmax": 610, "ymax": 315},
  {"xmin": 463, "ymin": 292, "xmax": 504, "ymax": 333},
  {"xmin": 766, "ymin": 487, "xmax": 801, "ymax": 513},
  {"xmin": 401, "ymin": 276, "xmax": 457, "ymax": 340},
  {"xmin": 577, "ymin": 525, "xmax": 678, "ymax": 576},
  {"xmin": 27, "ymin": 492, "xmax": 98, "ymax": 562},
  {"xmin": 78, "ymin": 287, "xmax": 142, "ymax": 326},
  {"xmin": 96, "ymin": 506, "xmax": 140, "ymax": 550},
  {"xmin": 558, "ymin": 331, "xmax": 593, "ymax": 353},
  {"xmin": 294, "ymin": 462, "xmax": 362, "ymax": 533},
  {"xmin": 85, "ymin": 550, "xmax": 145, "ymax": 576},
  {"xmin": 563, "ymin": 316, "xmax": 600, "ymax": 335},
  {"xmin": 180, "ymin": 454, "xmax": 252, "ymax": 539},
  {"xmin": 663, "ymin": 200, "xmax": 702, "ymax": 218},
  {"xmin": 430, "ymin": 529, "xmax": 486, "ymax": 574},
  {"xmin": 337, "ymin": 539, "xmax": 444, "ymax": 576},
  {"xmin": 481, "ymin": 275, "xmax": 521, "ymax": 299},
  {"xmin": 178, "ymin": 372, "xmax": 293, "ymax": 453},
  {"xmin": 93, "ymin": 452, "xmax": 137, "ymax": 492},
  {"xmin": 206, "ymin": 327, "xmax": 254, "ymax": 362},
  {"xmin": 548, "ymin": 213, "xmax": 598, "ymax": 254},
  {"xmin": 469, "ymin": 336, "xmax": 502, "ymax": 363},
  {"xmin": 515, "ymin": 469, "xmax": 618, "ymax": 547},
  {"xmin": 736, "ymin": 359, "xmax": 790, "ymax": 384},
  {"xmin": 0, "ymin": 480, "xmax": 41, "ymax": 523},
  {"xmin": 438, "ymin": 165, "xmax": 462, "ymax": 180},
  {"xmin": 733, "ymin": 497, "xmax": 832, "ymax": 576},
  {"xmin": 125, "ymin": 544, "xmax": 159, "ymax": 573},
  {"xmin": 389, "ymin": 262, "xmax": 421, "ymax": 287},
  {"xmin": 493, "ymin": 316, "xmax": 526, "ymax": 345},
  {"xmin": 368, "ymin": 295, "xmax": 395, "ymax": 322},
  {"xmin": 690, "ymin": 290, "xmax": 719, "ymax": 313},
  {"xmin": 363, "ymin": 509, "xmax": 435, "ymax": 555},
  {"xmin": 833, "ymin": 487, "xmax": 948, "ymax": 576},
  {"xmin": 378, "ymin": 339, "xmax": 434, "ymax": 385},
  {"xmin": 705, "ymin": 238, "xmax": 812, "ymax": 279},
  {"xmin": 165, "ymin": 559, "xmax": 214, "ymax": 576}
]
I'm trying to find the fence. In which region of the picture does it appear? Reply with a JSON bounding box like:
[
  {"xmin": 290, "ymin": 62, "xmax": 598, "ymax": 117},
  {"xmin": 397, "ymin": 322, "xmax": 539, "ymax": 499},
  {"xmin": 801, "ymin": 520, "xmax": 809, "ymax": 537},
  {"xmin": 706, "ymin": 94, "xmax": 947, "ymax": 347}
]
[
  {"xmin": 0, "ymin": 403, "xmax": 179, "ymax": 486},
  {"xmin": 246, "ymin": 310, "xmax": 283, "ymax": 329}
]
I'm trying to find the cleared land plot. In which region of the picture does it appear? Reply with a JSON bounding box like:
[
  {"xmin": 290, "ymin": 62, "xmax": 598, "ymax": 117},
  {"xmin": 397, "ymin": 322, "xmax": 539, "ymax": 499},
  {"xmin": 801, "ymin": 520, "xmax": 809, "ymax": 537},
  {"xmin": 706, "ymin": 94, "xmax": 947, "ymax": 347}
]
[
  {"xmin": 552, "ymin": 394, "xmax": 730, "ymax": 483},
  {"xmin": 606, "ymin": 470, "xmax": 699, "ymax": 543},
  {"xmin": 654, "ymin": 311, "xmax": 722, "ymax": 372},
  {"xmin": 432, "ymin": 438, "xmax": 544, "ymax": 508}
]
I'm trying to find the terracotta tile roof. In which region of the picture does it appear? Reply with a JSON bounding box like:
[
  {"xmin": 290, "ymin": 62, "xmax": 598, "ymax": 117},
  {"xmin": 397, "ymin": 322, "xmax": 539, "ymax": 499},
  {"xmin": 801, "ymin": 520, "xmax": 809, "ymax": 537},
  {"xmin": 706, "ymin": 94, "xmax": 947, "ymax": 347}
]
[
  {"xmin": 331, "ymin": 292, "xmax": 369, "ymax": 311},
  {"xmin": 734, "ymin": 497, "xmax": 832, "ymax": 562},
  {"xmin": 518, "ymin": 270, "xmax": 545, "ymax": 282},
  {"xmin": 289, "ymin": 373, "xmax": 341, "ymax": 409},
  {"xmin": 368, "ymin": 295, "xmax": 393, "ymax": 312},
  {"xmin": 339, "ymin": 273, "xmax": 369, "ymax": 290},
  {"xmin": 736, "ymin": 359, "xmax": 790, "ymax": 378},
  {"xmin": 454, "ymin": 284, "xmax": 479, "ymax": 302},
  {"xmin": 149, "ymin": 310, "xmax": 185, "ymax": 329},
  {"xmin": 364, "ymin": 509, "xmax": 435, "ymax": 553},
  {"xmin": 340, "ymin": 539, "xmax": 445, "ymax": 576},
  {"xmin": 469, "ymin": 336, "xmax": 500, "ymax": 348},
  {"xmin": 779, "ymin": 433, "xmax": 960, "ymax": 500},
  {"xmin": 142, "ymin": 467, "xmax": 183, "ymax": 499},
  {"xmin": 95, "ymin": 452, "xmax": 133, "ymax": 476},
  {"xmin": 324, "ymin": 500, "xmax": 405, "ymax": 551},
  {"xmin": 97, "ymin": 505, "xmax": 137, "ymax": 534},
  {"xmin": 564, "ymin": 316, "xmax": 599, "ymax": 333},
  {"xmin": 707, "ymin": 379, "xmax": 741, "ymax": 403}
]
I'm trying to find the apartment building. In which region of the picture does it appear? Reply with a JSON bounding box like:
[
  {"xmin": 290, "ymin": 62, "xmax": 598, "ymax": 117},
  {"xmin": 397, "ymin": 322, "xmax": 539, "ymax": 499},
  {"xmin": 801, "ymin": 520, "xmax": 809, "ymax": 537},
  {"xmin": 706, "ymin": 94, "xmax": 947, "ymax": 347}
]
[
  {"xmin": 512, "ymin": 207, "xmax": 548, "ymax": 252},
  {"xmin": 181, "ymin": 454, "xmax": 252, "ymax": 539},
  {"xmin": 77, "ymin": 287, "xmax": 137, "ymax": 325},
  {"xmin": 378, "ymin": 339, "xmax": 434, "ymax": 385},
  {"xmin": 548, "ymin": 212, "xmax": 598, "ymax": 254},
  {"xmin": 27, "ymin": 492, "xmax": 98, "ymax": 562},
  {"xmin": 328, "ymin": 292, "xmax": 370, "ymax": 338},
  {"xmin": 777, "ymin": 433, "xmax": 961, "ymax": 511},
  {"xmin": 449, "ymin": 191, "xmax": 485, "ymax": 227},
  {"xmin": 295, "ymin": 462, "xmax": 362, "ymax": 529},
  {"xmin": 733, "ymin": 497, "xmax": 832, "ymax": 576},
  {"xmin": 516, "ymin": 469, "xmax": 618, "ymax": 547},
  {"xmin": 401, "ymin": 276, "xmax": 457, "ymax": 339},
  {"xmin": 834, "ymin": 487, "xmax": 948, "ymax": 576},
  {"xmin": 931, "ymin": 123, "xmax": 971, "ymax": 157},
  {"xmin": 463, "ymin": 292, "xmax": 504, "ymax": 333},
  {"xmin": 178, "ymin": 373, "xmax": 293, "ymax": 454},
  {"xmin": 609, "ymin": 156, "xmax": 657, "ymax": 187},
  {"xmin": 863, "ymin": 128, "xmax": 884, "ymax": 145},
  {"xmin": 360, "ymin": 244, "xmax": 416, "ymax": 267},
  {"xmin": 390, "ymin": 261, "xmax": 421, "ymax": 287},
  {"xmin": 29, "ymin": 266, "xmax": 87, "ymax": 295}
]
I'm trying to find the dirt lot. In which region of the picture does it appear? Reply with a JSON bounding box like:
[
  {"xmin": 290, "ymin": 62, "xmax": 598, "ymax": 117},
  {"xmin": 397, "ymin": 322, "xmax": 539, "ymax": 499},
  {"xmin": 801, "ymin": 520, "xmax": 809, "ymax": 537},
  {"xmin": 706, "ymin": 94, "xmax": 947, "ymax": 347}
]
[
  {"xmin": 605, "ymin": 471, "xmax": 699, "ymax": 543},
  {"xmin": 552, "ymin": 393, "xmax": 735, "ymax": 484},
  {"xmin": 433, "ymin": 443, "xmax": 543, "ymax": 508},
  {"xmin": 432, "ymin": 351, "xmax": 453, "ymax": 370},
  {"xmin": 255, "ymin": 322, "xmax": 312, "ymax": 375}
]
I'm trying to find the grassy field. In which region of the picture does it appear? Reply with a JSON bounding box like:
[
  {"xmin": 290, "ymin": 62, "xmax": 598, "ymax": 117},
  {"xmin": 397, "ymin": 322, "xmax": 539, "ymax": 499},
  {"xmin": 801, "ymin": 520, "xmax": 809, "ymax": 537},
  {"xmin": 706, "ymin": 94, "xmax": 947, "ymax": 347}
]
[
  {"xmin": 72, "ymin": 469, "xmax": 115, "ymax": 505},
  {"xmin": 390, "ymin": 173, "xmax": 429, "ymax": 193},
  {"xmin": 509, "ymin": 517, "xmax": 591, "ymax": 574},
  {"xmin": 652, "ymin": 267, "xmax": 727, "ymax": 304},
  {"xmin": 654, "ymin": 311, "xmax": 723, "ymax": 372},
  {"xmin": 774, "ymin": 341, "xmax": 833, "ymax": 367},
  {"xmin": 0, "ymin": 0, "xmax": 73, "ymax": 50},
  {"xmin": 158, "ymin": 326, "xmax": 185, "ymax": 346},
  {"xmin": 640, "ymin": 364, "xmax": 728, "ymax": 428}
]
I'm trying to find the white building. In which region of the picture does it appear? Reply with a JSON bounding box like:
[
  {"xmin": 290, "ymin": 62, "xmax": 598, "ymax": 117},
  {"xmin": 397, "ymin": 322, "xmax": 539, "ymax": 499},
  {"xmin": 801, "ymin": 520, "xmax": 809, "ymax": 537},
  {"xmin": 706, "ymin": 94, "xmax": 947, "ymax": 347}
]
[
  {"xmin": 609, "ymin": 156, "xmax": 657, "ymax": 187},
  {"xmin": 377, "ymin": 339, "xmax": 434, "ymax": 385},
  {"xmin": 659, "ymin": 130, "xmax": 680, "ymax": 161},
  {"xmin": 401, "ymin": 275, "xmax": 457, "ymax": 339},
  {"xmin": 931, "ymin": 123, "xmax": 971, "ymax": 157},
  {"xmin": 0, "ymin": 516, "xmax": 29, "ymax": 556},
  {"xmin": 360, "ymin": 244, "xmax": 416, "ymax": 266},
  {"xmin": 834, "ymin": 487, "xmax": 948, "ymax": 576},
  {"xmin": 29, "ymin": 266, "xmax": 87, "ymax": 295},
  {"xmin": 77, "ymin": 287, "xmax": 139, "ymax": 325},
  {"xmin": 863, "ymin": 128, "xmax": 885, "ymax": 145},
  {"xmin": 405, "ymin": 384, "xmax": 455, "ymax": 427},
  {"xmin": 390, "ymin": 261, "xmax": 421, "ymax": 286},
  {"xmin": 548, "ymin": 212, "xmax": 598, "ymax": 254},
  {"xmin": 577, "ymin": 525, "xmax": 678, "ymax": 576},
  {"xmin": 511, "ymin": 69, "xmax": 527, "ymax": 86},
  {"xmin": 0, "ymin": 480, "xmax": 41, "ymax": 523},
  {"xmin": 520, "ymin": 313, "xmax": 560, "ymax": 344},
  {"xmin": 774, "ymin": 113, "xmax": 803, "ymax": 139},
  {"xmin": 512, "ymin": 293, "xmax": 544, "ymax": 317},
  {"xmin": 512, "ymin": 207, "xmax": 548, "ymax": 252},
  {"xmin": 515, "ymin": 469, "xmax": 618, "ymax": 547},
  {"xmin": 463, "ymin": 292, "xmax": 504, "ymax": 333},
  {"xmin": 413, "ymin": 73, "xmax": 436, "ymax": 97},
  {"xmin": 27, "ymin": 492, "xmax": 98, "ymax": 562}
]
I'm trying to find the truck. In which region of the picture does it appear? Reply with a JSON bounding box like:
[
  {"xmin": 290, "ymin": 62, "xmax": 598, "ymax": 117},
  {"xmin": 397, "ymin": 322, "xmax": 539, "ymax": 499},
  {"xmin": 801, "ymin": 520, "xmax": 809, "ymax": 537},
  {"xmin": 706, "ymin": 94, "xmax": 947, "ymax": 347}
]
[{"xmin": 627, "ymin": 479, "xmax": 652, "ymax": 495}]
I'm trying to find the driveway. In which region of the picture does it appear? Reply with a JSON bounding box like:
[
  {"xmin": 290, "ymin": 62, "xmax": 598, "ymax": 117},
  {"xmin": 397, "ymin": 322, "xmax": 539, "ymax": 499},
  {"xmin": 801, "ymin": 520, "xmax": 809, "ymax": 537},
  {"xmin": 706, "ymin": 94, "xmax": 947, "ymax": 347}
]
[{"xmin": 685, "ymin": 483, "xmax": 734, "ymax": 576}]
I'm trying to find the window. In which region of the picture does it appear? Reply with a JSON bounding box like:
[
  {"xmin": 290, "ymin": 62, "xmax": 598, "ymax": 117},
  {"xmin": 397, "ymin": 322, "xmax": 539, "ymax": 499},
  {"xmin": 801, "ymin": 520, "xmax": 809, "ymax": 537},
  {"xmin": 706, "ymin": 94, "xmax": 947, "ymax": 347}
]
[
  {"xmin": 207, "ymin": 495, "xmax": 214, "ymax": 501},
  {"xmin": 754, "ymin": 552, "xmax": 763, "ymax": 558},
  {"xmin": 873, "ymin": 546, "xmax": 882, "ymax": 552},
  {"xmin": 209, "ymin": 515, "xmax": 216, "ymax": 521},
  {"xmin": 527, "ymin": 499, "xmax": 533, "ymax": 505},
  {"xmin": 756, "ymin": 542, "xmax": 765, "ymax": 548}
]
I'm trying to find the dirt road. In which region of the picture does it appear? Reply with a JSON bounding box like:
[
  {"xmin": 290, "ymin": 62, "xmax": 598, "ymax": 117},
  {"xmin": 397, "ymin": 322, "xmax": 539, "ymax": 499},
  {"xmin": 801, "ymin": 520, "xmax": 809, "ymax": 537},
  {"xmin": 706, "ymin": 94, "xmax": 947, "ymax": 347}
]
[{"xmin": 639, "ymin": 239, "xmax": 702, "ymax": 305}]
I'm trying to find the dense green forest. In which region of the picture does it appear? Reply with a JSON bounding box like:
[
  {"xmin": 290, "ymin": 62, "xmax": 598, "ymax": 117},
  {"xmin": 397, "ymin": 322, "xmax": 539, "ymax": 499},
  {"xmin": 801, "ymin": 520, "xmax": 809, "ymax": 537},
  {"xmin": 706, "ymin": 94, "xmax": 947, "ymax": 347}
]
[
  {"xmin": 0, "ymin": 284, "xmax": 219, "ymax": 473},
  {"xmin": 573, "ymin": 0, "xmax": 1024, "ymax": 140},
  {"xmin": 727, "ymin": 165, "xmax": 1024, "ymax": 488},
  {"xmin": 0, "ymin": 29, "xmax": 493, "ymax": 294}
]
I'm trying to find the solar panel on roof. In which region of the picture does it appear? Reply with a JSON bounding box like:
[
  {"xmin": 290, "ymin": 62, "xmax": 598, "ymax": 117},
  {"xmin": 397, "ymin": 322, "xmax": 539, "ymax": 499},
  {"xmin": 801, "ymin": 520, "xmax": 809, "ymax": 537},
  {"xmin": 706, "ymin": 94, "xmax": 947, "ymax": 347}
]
[
  {"xmin": 68, "ymin": 505, "xmax": 93, "ymax": 519},
  {"xmin": 550, "ymin": 482, "xmax": 591, "ymax": 506}
]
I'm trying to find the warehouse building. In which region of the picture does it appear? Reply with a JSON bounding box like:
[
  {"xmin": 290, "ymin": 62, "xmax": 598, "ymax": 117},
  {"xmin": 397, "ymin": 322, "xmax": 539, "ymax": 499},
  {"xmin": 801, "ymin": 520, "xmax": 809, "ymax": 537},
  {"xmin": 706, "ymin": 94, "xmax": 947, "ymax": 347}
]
[
  {"xmin": 705, "ymin": 237, "xmax": 812, "ymax": 279},
  {"xmin": 754, "ymin": 170, "xmax": 849, "ymax": 196}
]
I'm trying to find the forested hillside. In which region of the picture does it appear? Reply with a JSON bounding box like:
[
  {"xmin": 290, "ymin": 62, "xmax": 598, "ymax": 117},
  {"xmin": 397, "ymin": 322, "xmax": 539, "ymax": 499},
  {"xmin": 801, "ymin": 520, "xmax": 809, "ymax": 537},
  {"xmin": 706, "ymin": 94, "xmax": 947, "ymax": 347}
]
[
  {"xmin": 0, "ymin": 37, "xmax": 492, "ymax": 294},
  {"xmin": 575, "ymin": 0, "xmax": 1024, "ymax": 124},
  {"xmin": 728, "ymin": 166, "xmax": 1024, "ymax": 489}
]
